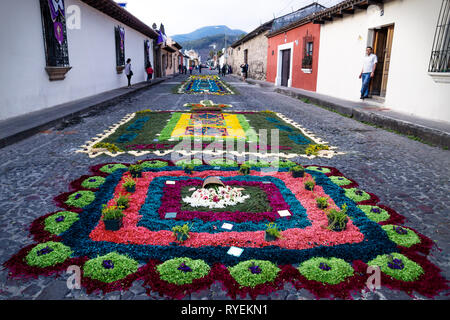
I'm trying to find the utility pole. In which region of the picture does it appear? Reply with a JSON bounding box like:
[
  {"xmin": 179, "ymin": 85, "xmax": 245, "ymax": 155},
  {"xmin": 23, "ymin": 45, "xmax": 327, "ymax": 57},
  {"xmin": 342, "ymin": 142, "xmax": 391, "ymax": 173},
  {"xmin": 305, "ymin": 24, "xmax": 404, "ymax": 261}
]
[{"xmin": 224, "ymin": 33, "xmax": 227, "ymax": 64}]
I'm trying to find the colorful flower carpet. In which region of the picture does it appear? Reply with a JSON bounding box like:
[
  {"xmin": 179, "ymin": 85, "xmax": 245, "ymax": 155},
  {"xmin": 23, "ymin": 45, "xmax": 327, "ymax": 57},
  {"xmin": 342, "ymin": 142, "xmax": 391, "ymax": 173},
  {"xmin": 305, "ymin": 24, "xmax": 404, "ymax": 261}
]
[
  {"xmin": 4, "ymin": 160, "xmax": 447, "ymax": 299},
  {"xmin": 176, "ymin": 75, "xmax": 235, "ymax": 95},
  {"xmin": 77, "ymin": 102, "xmax": 341, "ymax": 159}
]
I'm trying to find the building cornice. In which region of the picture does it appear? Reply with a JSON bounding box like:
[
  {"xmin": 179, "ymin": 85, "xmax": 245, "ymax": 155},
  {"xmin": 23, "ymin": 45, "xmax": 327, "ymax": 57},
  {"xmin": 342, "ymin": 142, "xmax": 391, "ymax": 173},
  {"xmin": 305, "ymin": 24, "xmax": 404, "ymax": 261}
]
[
  {"xmin": 81, "ymin": 0, "xmax": 159, "ymax": 39},
  {"xmin": 266, "ymin": 0, "xmax": 386, "ymax": 37}
]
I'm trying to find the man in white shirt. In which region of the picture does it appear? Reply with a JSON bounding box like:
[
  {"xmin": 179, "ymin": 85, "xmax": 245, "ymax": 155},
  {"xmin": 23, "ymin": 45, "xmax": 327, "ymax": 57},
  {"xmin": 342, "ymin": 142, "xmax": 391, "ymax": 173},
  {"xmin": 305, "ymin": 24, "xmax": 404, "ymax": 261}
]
[{"xmin": 359, "ymin": 47, "xmax": 378, "ymax": 99}]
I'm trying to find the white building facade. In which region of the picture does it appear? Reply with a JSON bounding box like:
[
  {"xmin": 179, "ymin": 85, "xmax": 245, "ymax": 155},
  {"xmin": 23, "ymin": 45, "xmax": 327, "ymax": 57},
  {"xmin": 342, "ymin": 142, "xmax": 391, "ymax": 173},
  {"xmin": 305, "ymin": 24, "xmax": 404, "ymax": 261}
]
[
  {"xmin": 315, "ymin": 0, "xmax": 450, "ymax": 122},
  {"xmin": 0, "ymin": 0, "xmax": 157, "ymax": 121}
]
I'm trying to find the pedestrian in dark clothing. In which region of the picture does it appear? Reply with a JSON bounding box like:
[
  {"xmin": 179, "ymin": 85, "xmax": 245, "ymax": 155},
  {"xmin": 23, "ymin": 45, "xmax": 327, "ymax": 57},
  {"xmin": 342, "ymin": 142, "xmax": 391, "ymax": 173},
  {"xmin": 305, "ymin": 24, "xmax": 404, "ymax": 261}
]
[
  {"xmin": 183, "ymin": 65, "xmax": 187, "ymax": 74},
  {"xmin": 228, "ymin": 65, "xmax": 232, "ymax": 74},
  {"xmin": 240, "ymin": 63, "xmax": 248, "ymax": 81},
  {"xmin": 199, "ymin": 65, "xmax": 202, "ymax": 73},
  {"xmin": 189, "ymin": 66, "xmax": 193, "ymax": 75},
  {"xmin": 125, "ymin": 58, "xmax": 133, "ymax": 87},
  {"xmin": 221, "ymin": 65, "xmax": 227, "ymax": 77},
  {"xmin": 178, "ymin": 64, "xmax": 182, "ymax": 74}
]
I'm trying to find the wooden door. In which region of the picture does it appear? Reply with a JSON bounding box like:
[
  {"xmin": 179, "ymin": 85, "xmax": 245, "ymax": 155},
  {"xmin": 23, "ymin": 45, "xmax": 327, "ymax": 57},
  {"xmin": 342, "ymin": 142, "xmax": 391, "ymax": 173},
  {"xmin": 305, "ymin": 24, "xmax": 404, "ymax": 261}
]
[
  {"xmin": 371, "ymin": 29, "xmax": 387, "ymax": 96},
  {"xmin": 281, "ymin": 49, "xmax": 291, "ymax": 87},
  {"xmin": 381, "ymin": 25, "xmax": 394, "ymax": 97},
  {"xmin": 371, "ymin": 25, "xmax": 394, "ymax": 97}
]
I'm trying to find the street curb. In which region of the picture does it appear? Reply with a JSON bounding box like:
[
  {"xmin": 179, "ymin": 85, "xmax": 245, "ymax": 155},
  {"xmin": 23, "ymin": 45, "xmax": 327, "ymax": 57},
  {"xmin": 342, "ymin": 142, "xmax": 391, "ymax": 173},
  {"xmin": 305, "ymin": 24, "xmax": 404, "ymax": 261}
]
[
  {"xmin": 274, "ymin": 87, "xmax": 450, "ymax": 149},
  {"xmin": 0, "ymin": 78, "xmax": 169, "ymax": 149}
]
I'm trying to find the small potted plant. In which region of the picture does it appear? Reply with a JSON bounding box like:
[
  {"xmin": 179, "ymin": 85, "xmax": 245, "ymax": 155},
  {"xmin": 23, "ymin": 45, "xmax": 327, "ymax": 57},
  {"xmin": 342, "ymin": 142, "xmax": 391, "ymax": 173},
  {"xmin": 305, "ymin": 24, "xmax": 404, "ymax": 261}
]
[
  {"xmin": 326, "ymin": 204, "xmax": 349, "ymax": 232},
  {"xmin": 290, "ymin": 165, "xmax": 305, "ymax": 178},
  {"xmin": 239, "ymin": 163, "xmax": 251, "ymax": 175},
  {"xmin": 115, "ymin": 194, "xmax": 130, "ymax": 209},
  {"xmin": 304, "ymin": 180, "xmax": 315, "ymax": 191},
  {"xmin": 123, "ymin": 177, "xmax": 136, "ymax": 193},
  {"xmin": 316, "ymin": 197, "xmax": 329, "ymax": 210},
  {"xmin": 172, "ymin": 223, "xmax": 192, "ymax": 243},
  {"xmin": 102, "ymin": 205, "xmax": 125, "ymax": 231},
  {"xmin": 183, "ymin": 163, "xmax": 195, "ymax": 174},
  {"xmin": 264, "ymin": 222, "xmax": 282, "ymax": 241},
  {"xmin": 128, "ymin": 164, "xmax": 143, "ymax": 178}
]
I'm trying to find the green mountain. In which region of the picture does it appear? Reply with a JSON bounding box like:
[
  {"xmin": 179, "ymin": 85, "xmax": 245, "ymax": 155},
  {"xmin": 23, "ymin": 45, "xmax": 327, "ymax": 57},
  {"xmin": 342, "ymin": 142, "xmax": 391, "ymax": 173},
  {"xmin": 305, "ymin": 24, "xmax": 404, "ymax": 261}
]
[
  {"xmin": 172, "ymin": 25, "xmax": 246, "ymax": 43},
  {"xmin": 180, "ymin": 33, "xmax": 244, "ymax": 61}
]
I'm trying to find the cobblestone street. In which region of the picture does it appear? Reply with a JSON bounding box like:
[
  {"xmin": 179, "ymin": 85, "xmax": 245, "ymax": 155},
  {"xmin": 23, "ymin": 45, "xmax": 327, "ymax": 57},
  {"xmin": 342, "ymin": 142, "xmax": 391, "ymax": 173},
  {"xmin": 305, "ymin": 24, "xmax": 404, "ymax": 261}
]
[{"xmin": 0, "ymin": 70, "xmax": 448, "ymax": 300}]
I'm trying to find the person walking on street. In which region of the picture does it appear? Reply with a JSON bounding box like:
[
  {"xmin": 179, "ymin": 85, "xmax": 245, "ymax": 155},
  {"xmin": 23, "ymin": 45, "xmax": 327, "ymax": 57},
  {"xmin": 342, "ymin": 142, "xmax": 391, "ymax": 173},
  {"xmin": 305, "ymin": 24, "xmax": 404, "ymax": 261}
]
[
  {"xmin": 125, "ymin": 58, "xmax": 133, "ymax": 88},
  {"xmin": 240, "ymin": 63, "xmax": 248, "ymax": 81},
  {"xmin": 228, "ymin": 65, "xmax": 232, "ymax": 74},
  {"xmin": 359, "ymin": 47, "xmax": 377, "ymax": 100},
  {"xmin": 183, "ymin": 65, "xmax": 187, "ymax": 74},
  {"xmin": 221, "ymin": 64, "xmax": 227, "ymax": 77},
  {"xmin": 199, "ymin": 64, "xmax": 202, "ymax": 73},
  {"xmin": 146, "ymin": 61, "xmax": 153, "ymax": 83},
  {"xmin": 189, "ymin": 65, "xmax": 193, "ymax": 75}
]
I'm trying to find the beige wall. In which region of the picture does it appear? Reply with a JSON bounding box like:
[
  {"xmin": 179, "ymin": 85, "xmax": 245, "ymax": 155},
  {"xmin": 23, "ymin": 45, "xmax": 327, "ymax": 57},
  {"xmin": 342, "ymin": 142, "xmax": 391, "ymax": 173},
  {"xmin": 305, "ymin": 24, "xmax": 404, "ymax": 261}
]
[{"xmin": 228, "ymin": 32, "xmax": 269, "ymax": 80}]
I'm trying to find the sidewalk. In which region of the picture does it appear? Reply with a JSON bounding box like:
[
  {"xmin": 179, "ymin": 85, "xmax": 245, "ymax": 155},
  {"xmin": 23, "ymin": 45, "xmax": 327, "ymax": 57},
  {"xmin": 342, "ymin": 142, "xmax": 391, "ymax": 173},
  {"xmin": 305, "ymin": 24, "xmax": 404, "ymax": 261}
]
[
  {"xmin": 234, "ymin": 75, "xmax": 450, "ymax": 149},
  {"xmin": 0, "ymin": 76, "xmax": 174, "ymax": 149}
]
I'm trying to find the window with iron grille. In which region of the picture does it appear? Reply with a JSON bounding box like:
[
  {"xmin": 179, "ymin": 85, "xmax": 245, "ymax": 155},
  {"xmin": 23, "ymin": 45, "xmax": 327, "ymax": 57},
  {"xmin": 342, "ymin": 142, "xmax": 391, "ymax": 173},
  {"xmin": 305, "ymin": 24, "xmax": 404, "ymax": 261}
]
[
  {"xmin": 429, "ymin": 0, "xmax": 450, "ymax": 72},
  {"xmin": 302, "ymin": 35, "xmax": 314, "ymax": 69},
  {"xmin": 115, "ymin": 26, "xmax": 125, "ymax": 67},
  {"xmin": 39, "ymin": 0, "xmax": 70, "ymax": 67}
]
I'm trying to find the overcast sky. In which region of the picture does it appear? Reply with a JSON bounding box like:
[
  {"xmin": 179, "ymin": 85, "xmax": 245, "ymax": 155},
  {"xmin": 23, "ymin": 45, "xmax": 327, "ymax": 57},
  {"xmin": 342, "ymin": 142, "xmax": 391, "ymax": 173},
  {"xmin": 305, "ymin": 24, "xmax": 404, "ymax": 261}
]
[{"xmin": 121, "ymin": 0, "xmax": 345, "ymax": 36}]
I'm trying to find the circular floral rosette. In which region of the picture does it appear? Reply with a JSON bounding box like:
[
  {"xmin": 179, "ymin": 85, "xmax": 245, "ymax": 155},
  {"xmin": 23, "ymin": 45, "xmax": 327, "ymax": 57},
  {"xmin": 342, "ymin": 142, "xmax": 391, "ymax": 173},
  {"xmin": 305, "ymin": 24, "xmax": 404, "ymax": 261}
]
[
  {"xmin": 81, "ymin": 176, "xmax": 106, "ymax": 189},
  {"xmin": 64, "ymin": 190, "xmax": 96, "ymax": 208},
  {"xmin": 298, "ymin": 257, "xmax": 354, "ymax": 285},
  {"xmin": 81, "ymin": 252, "xmax": 142, "ymax": 294},
  {"xmin": 156, "ymin": 257, "xmax": 211, "ymax": 285},
  {"xmin": 369, "ymin": 252, "xmax": 424, "ymax": 281},
  {"xmin": 228, "ymin": 260, "xmax": 280, "ymax": 288},
  {"xmin": 43, "ymin": 211, "xmax": 80, "ymax": 236},
  {"xmin": 98, "ymin": 163, "xmax": 128, "ymax": 174},
  {"xmin": 294, "ymin": 257, "xmax": 370, "ymax": 299},
  {"xmin": 24, "ymin": 242, "xmax": 73, "ymax": 268},
  {"xmin": 3, "ymin": 241, "xmax": 87, "ymax": 280}
]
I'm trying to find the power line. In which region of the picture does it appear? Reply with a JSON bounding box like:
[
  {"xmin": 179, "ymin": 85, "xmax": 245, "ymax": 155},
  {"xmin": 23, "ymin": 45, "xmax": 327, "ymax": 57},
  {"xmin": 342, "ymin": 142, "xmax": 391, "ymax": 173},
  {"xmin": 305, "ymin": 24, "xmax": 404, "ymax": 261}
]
[{"xmin": 276, "ymin": 0, "xmax": 297, "ymax": 16}]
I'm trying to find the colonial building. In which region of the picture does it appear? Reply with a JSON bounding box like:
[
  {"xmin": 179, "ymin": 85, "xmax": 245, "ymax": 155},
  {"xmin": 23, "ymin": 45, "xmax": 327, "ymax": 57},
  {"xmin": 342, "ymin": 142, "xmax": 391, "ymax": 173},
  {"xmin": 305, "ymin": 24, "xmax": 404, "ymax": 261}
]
[
  {"xmin": 265, "ymin": 2, "xmax": 325, "ymax": 89},
  {"xmin": 152, "ymin": 24, "xmax": 183, "ymax": 77},
  {"xmin": 228, "ymin": 20, "xmax": 274, "ymax": 81},
  {"xmin": 313, "ymin": 0, "xmax": 450, "ymax": 121},
  {"xmin": 0, "ymin": 0, "xmax": 160, "ymax": 121},
  {"xmin": 184, "ymin": 50, "xmax": 201, "ymax": 68},
  {"xmin": 160, "ymin": 38, "xmax": 183, "ymax": 76}
]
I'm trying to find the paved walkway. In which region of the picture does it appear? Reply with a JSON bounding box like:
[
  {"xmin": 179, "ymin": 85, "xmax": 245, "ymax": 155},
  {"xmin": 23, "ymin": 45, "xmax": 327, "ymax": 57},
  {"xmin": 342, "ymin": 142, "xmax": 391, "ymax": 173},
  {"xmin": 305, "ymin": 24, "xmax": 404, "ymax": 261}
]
[
  {"xmin": 0, "ymin": 69, "xmax": 448, "ymax": 300},
  {"xmin": 0, "ymin": 76, "xmax": 176, "ymax": 148}
]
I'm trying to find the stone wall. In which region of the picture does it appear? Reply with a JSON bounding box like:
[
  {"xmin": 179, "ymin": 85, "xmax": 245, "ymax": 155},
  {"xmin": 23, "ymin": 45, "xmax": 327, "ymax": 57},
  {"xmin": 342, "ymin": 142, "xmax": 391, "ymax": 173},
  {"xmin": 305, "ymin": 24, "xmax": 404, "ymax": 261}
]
[{"xmin": 227, "ymin": 32, "xmax": 269, "ymax": 81}]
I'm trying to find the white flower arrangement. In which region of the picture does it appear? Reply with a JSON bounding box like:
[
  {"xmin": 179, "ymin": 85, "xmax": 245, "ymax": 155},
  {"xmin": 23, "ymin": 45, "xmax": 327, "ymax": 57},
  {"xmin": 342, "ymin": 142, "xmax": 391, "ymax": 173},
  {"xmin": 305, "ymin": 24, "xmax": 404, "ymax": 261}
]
[{"xmin": 182, "ymin": 186, "xmax": 249, "ymax": 209}]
